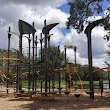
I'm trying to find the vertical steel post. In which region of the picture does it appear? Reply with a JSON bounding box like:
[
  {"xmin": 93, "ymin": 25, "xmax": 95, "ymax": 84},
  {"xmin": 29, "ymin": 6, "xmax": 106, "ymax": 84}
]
[
  {"xmin": 35, "ymin": 35, "xmax": 38, "ymax": 91},
  {"xmin": 16, "ymin": 51, "xmax": 19, "ymax": 92},
  {"xmin": 19, "ymin": 32, "xmax": 22, "ymax": 90},
  {"xmin": 40, "ymin": 33, "xmax": 43, "ymax": 92},
  {"xmin": 74, "ymin": 45, "xmax": 77, "ymax": 85},
  {"xmin": 44, "ymin": 19, "xmax": 48, "ymax": 92},
  {"xmin": 48, "ymin": 35, "xmax": 51, "ymax": 92},
  {"xmin": 7, "ymin": 26, "xmax": 11, "ymax": 93},
  {"xmin": 52, "ymin": 50, "xmax": 55, "ymax": 91},
  {"xmin": 28, "ymin": 34, "xmax": 31, "ymax": 91},
  {"xmin": 58, "ymin": 46, "xmax": 61, "ymax": 94},
  {"xmin": 87, "ymin": 31, "xmax": 94, "ymax": 99},
  {"xmin": 65, "ymin": 46, "xmax": 67, "ymax": 91},
  {"xmin": 32, "ymin": 22, "xmax": 35, "ymax": 91},
  {"xmin": 84, "ymin": 18, "xmax": 104, "ymax": 99}
]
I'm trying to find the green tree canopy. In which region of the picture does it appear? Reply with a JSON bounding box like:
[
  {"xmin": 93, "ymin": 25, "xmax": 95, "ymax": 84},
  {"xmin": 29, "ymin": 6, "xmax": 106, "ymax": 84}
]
[
  {"xmin": 105, "ymin": 44, "xmax": 110, "ymax": 66},
  {"xmin": 66, "ymin": 0, "xmax": 110, "ymax": 40}
]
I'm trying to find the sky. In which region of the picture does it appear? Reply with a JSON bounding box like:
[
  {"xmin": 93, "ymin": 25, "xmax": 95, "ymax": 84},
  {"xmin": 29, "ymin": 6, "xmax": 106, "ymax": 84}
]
[{"xmin": 0, "ymin": 0, "xmax": 110, "ymax": 68}]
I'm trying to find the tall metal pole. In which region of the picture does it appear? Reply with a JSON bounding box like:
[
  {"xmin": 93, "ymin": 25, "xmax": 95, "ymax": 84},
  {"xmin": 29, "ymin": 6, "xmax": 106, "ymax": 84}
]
[
  {"xmin": 44, "ymin": 19, "xmax": 48, "ymax": 92},
  {"xmin": 16, "ymin": 50, "xmax": 19, "ymax": 92},
  {"xmin": 84, "ymin": 19, "xmax": 105, "ymax": 99},
  {"xmin": 7, "ymin": 26, "xmax": 11, "ymax": 93},
  {"xmin": 74, "ymin": 46, "xmax": 77, "ymax": 66},
  {"xmin": 35, "ymin": 36, "xmax": 38, "ymax": 60},
  {"xmin": 87, "ymin": 31, "xmax": 94, "ymax": 99},
  {"xmin": 74, "ymin": 45, "xmax": 77, "ymax": 85},
  {"xmin": 48, "ymin": 35, "xmax": 51, "ymax": 92},
  {"xmin": 28, "ymin": 34, "xmax": 31, "ymax": 91},
  {"xmin": 19, "ymin": 32, "xmax": 22, "ymax": 90},
  {"xmin": 52, "ymin": 50, "xmax": 55, "ymax": 91},
  {"xmin": 32, "ymin": 22, "xmax": 35, "ymax": 91},
  {"xmin": 65, "ymin": 46, "xmax": 67, "ymax": 91},
  {"xmin": 35, "ymin": 35, "xmax": 38, "ymax": 91},
  {"xmin": 40, "ymin": 33, "xmax": 43, "ymax": 92},
  {"xmin": 58, "ymin": 46, "xmax": 61, "ymax": 94}
]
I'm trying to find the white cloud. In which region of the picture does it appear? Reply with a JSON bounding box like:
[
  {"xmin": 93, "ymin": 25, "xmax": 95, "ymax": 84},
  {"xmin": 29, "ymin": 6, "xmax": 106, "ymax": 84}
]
[
  {"xmin": 0, "ymin": 0, "xmax": 67, "ymax": 8},
  {"xmin": 60, "ymin": 16, "xmax": 109, "ymax": 68},
  {"xmin": 0, "ymin": 0, "xmax": 109, "ymax": 68}
]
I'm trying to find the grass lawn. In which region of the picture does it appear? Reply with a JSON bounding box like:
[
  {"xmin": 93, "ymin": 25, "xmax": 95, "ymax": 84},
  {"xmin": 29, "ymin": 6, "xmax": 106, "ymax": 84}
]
[{"xmin": 21, "ymin": 79, "xmax": 109, "ymax": 89}]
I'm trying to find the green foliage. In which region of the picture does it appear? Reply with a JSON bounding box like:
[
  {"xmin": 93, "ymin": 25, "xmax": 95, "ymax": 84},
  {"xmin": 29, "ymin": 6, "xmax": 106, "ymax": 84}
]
[
  {"xmin": 67, "ymin": 0, "xmax": 110, "ymax": 37},
  {"xmin": 66, "ymin": 45, "xmax": 75, "ymax": 49},
  {"xmin": 40, "ymin": 45, "xmax": 67, "ymax": 67},
  {"xmin": 66, "ymin": 63, "xmax": 107, "ymax": 81},
  {"xmin": 67, "ymin": 0, "xmax": 105, "ymax": 32},
  {"xmin": 105, "ymin": 44, "xmax": 110, "ymax": 66},
  {"xmin": 0, "ymin": 47, "xmax": 108, "ymax": 84}
]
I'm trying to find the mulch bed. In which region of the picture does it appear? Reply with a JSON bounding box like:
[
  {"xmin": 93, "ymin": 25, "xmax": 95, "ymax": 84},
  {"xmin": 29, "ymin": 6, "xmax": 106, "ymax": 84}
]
[{"xmin": 0, "ymin": 90, "xmax": 110, "ymax": 110}]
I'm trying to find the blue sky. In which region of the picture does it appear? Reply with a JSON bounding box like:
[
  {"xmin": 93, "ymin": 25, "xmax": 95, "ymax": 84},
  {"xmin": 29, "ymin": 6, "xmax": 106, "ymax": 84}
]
[
  {"xmin": 58, "ymin": 0, "xmax": 110, "ymax": 35},
  {"xmin": 0, "ymin": 0, "xmax": 109, "ymax": 67},
  {"xmin": 59, "ymin": 0, "xmax": 110, "ymax": 15}
]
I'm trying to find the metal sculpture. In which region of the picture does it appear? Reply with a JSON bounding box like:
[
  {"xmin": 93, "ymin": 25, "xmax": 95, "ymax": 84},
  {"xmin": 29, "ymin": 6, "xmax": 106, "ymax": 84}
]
[
  {"xmin": 42, "ymin": 20, "xmax": 59, "ymax": 92},
  {"xmin": 18, "ymin": 20, "xmax": 36, "ymax": 90},
  {"xmin": 84, "ymin": 18, "xmax": 105, "ymax": 99}
]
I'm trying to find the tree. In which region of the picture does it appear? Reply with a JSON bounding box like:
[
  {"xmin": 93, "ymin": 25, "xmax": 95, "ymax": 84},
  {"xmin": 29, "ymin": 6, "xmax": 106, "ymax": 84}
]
[
  {"xmin": 67, "ymin": 0, "xmax": 110, "ymax": 99},
  {"xmin": 105, "ymin": 44, "xmax": 110, "ymax": 66},
  {"xmin": 39, "ymin": 45, "xmax": 66, "ymax": 67},
  {"xmin": 66, "ymin": 0, "xmax": 110, "ymax": 40}
]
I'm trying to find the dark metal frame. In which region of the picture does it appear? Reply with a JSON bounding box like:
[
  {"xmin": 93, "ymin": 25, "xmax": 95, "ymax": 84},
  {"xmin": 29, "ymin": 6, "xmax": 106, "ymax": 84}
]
[{"xmin": 84, "ymin": 18, "xmax": 105, "ymax": 99}]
